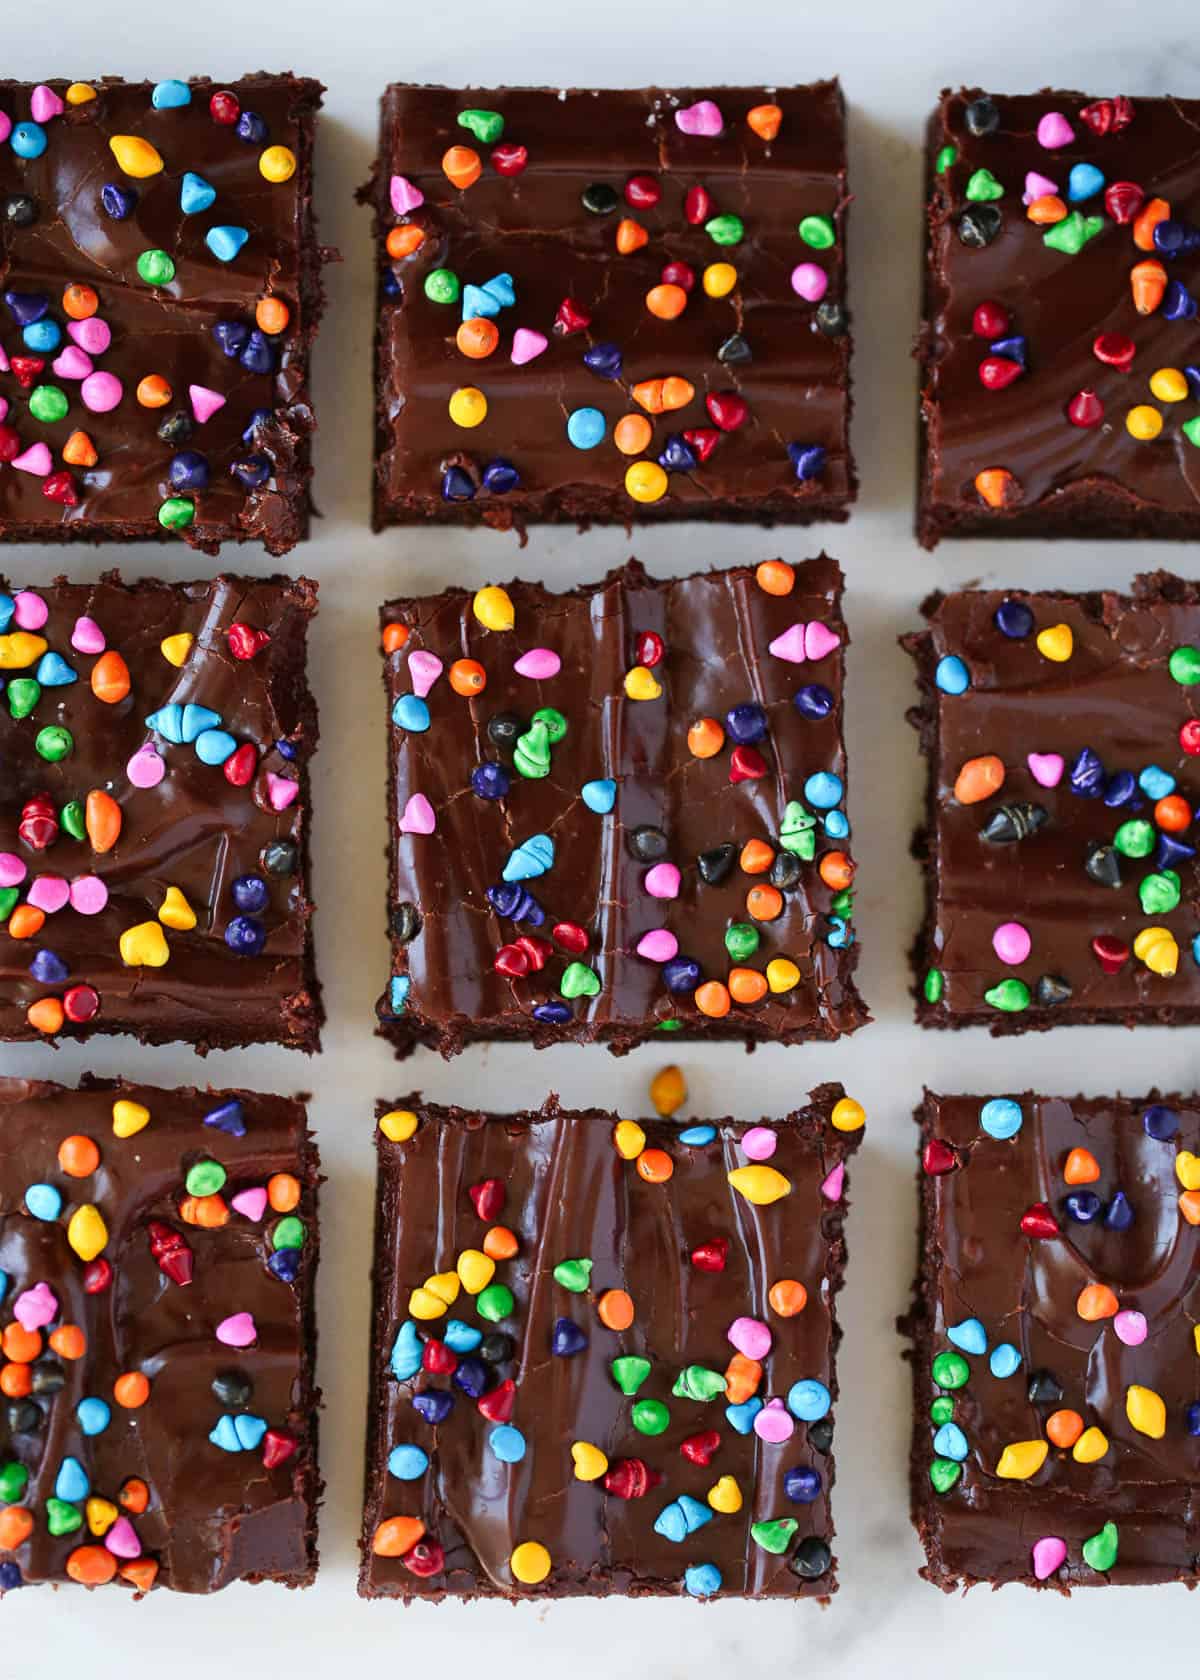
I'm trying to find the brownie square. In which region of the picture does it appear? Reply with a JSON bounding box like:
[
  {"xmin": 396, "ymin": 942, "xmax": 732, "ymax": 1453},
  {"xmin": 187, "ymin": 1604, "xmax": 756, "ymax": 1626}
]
[
  {"xmin": 918, "ymin": 88, "xmax": 1200, "ymax": 547},
  {"xmin": 0, "ymin": 1075, "xmax": 320, "ymax": 1595},
  {"xmin": 366, "ymin": 83, "xmax": 854, "ymax": 531},
  {"xmin": 0, "ymin": 573, "xmax": 321, "ymax": 1051},
  {"xmin": 906, "ymin": 573, "xmax": 1200, "ymax": 1032},
  {"xmin": 908, "ymin": 1088, "xmax": 1200, "ymax": 1590},
  {"xmin": 0, "ymin": 75, "xmax": 325, "ymax": 555},
  {"xmin": 377, "ymin": 556, "xmax": 867, "ymax": 1057},
  {"xmin": 359, "ymin": 1085, "xmax": 862, "ymax": 1600}
]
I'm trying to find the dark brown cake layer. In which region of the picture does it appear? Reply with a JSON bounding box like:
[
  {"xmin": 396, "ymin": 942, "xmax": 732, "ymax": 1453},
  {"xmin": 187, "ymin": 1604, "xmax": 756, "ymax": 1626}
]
[
  {"xmin": 366, "ymin": 84, "xmax": 854, "ymax": 531},
  {"xmin": 360, "ymin": 1088, "xmax": 863, "ymax": 1600},
  {"xmin": 0, "ymin": 1076, "xmax": 320, "ymax": 1595},
  {"xmin": 908, "ymin": 1090, "xmax": 1200, "ymax": 1591}
]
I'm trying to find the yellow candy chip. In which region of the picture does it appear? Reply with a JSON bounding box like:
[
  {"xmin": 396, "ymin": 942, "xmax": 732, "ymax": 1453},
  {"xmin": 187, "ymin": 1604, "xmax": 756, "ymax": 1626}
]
[
  {"xmin": 158, "ymin": 885, "xmax": 196, "ymax": 930},
  {"xmin": 707, "ymin": 1475, "xmax": 743, "ymax": 1513},
  {"xmin": 1072, "ymin": 1426, "xmax": 1108, "ymax": 1464},
  {"xmin": 703, "ymin": 262, "xmax": 737, "ymax": 298},
  {"xmin": 0, "ymin": 632, "xmax": 48, "ymax": 669},
  {"xmin": 379, "ymin": 1109, "xmax": 419, "ymax": 1142},
  {"xmin": 112, "ymin": 1099, "xmax": 151, "ymax": 1139},
  {"xmin": 614, "ymin": 1119, "xmax": 646, "ymax": 1160},
  {"xmin": 408, "ymin": 1287, "xmax": 449, "ymax": 1321},
  {"xmin": 472, "ymin": 586, "xmax": 514, "ymax": 632},
  {"xmin": 1035, "ymin": 623, "xmax": 1073, "ymax": 663},
  {"xmin": 766, "ymin": 957, "xmax": 800, "ymax": 993},
  {"xmin": 570, "ymin": 1441, "xmax": 608, "ymax": 1482},
  {"xmin": 1126, "ymin": 404, "xmax": 1163, "ymax": 441},
  {"xmin": 85, "ymin": 1497, "xmax": 118, "ymax": 1537},
  {"xmin": 649, "ymin": 1065, "xmax": 687, "ymax": 1118},
  {"xmin": 1195, "ymin": 1324, "xmax": 1200, "ymax": 1357},
  {"xmin": 1126, "ymin": 1383, "xmax": 1166, "ymax": 1439},
  {"xmin": 457, "ymin": 1248, "xmax": 495, "ymax": 1295},
  {"xmin": 1150, "ymin": 366, "xmax": 1188, "ymax": 403},
  {"xmin": 109, "ymin": 134, "xmax": 165, "ymax": 178},
  {"xmin": 510, "ymin": 1541, "xmax": 551, "ymax": 1585},
  {"xmin": 995, "ymin": 1439, "xmax": 1048, "ymax": 1480},
  {"xmin": 259, "ymin": 145, "xmax": 297, "ymax": 183},
  {"xmin": 1134, "ymin": 926, "xmax": 1178, "ymax": 975},
  {"xmin": 424, "ymin": 1271, "xmax": 460, "ymax": 1306},
  {"xmin": 728, "ymin": 1164, "xmax": 792, "ymax": 1206},
  {"xmin": 449, "ymin": 385, "xmax": 487, "ymax": 427},
  {"xmin": 119, "ymin": 922, "xmax": 170, "ymax": 968},
  {"xmin": 624, "ymin": 665, "xmax": 663, "ymax": 701},
  {"xmin": 66, "ymin": 83, "xmax": 97, "ymax": 105},
  {"xmin": 1176, "ymin": 1151, "xmax": 1200, "ymax": 1191},
  {"xmin": 831, "ymin": 1096, "xmax": 866, "ymax": 1133},
  {"xmin": 625, "ymin": 461, "xmax": 669, "ymax": 504},
  {"xmin": 67, "ymin": 1203, "xmax": 108, "ymax": 1263},
  {"xmin": 160, "ymin": 632, "xmax": 194, "ymax": 667}
]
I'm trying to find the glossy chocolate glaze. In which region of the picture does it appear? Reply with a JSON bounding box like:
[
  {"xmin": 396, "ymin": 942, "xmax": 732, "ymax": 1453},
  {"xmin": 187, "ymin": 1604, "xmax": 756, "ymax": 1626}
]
[
  {"xmin": 907, "ymin": 573, "xmax": 1200, "ymax": 1032},
  {"xmin": 910, "ymin": 1090, "xmax": 1200, "ymax": 1590},
  {"xmin": 378, "ymin": 557, "xmax": 867, "ymax": 1058},
  {"xmin": 0, "ymin": 76, "xmax": 324, "ymax": 554},
  {"xmin": 360, "ymin": 1090, "xmax": 857, "ymax": 1600},
  {"xmin": 919, "ymin": 89, "xmax": 1200, "ymax": 545},
  {"xmin": 0, "ymin": 574, "xmax": 320, "ymax": 1050},
  {"xmin": 367, "ymin": 83, "xmax": 853, "ymax": 530},
  {"xmin": 0, "ymin": 1075, "xmax": 320, "ymax": 1594}
]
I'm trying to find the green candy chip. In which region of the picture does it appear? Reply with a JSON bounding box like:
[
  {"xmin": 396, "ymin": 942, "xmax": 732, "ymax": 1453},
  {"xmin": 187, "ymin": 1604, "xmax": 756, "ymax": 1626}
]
[
  {"xmin": 29, "ymin": 384, "xmax": 69, "ymax": 424},
  {"xmin": 983, "ymin": 978, "xmax": 1030, "ymax": 1013},
  {"xmin": 1139, "ymin": 869, "xmax": 1181, "ymax": 915},
  {"xmin": 457, "ymin": 108, "xmax": 504, "ymax": 144},
  {"xmin": 931, "ymin": 1350, "xmax": 970, "ymax": 1390},
  {"xmin": 476, "ymin": 1282, "xmax": 514, "ymax": 1322},
  {"xmin": 46, "ymin": 1498, "xmax": 83, "ymax": 1537},
  {"xmin": 35, "ymin": 726, "xmax": 72, "ymax": 763},
  {"xmin": 724, "ymin": 922, "xmax": 760, "ymax": 961},
  {"xmin": 750, "ymin": 1517, "xmax": 798, "ymax": 1554},
  {"xmin": 0, "ymin": 1461, "xmax": 28, "ymax": 1504},
  {"xmin": 655, "ymin": 1018, "xmax": 683, "ymax": 1033},
  {"xmin": 1169, "ymin": 645, "xmax": 1200, "ymax": 685},
  {"xmin": 929, "ymin": 1458, "xmax": 962, "ymax": 1495},
  {"xmin": 611, "ymin": 1355, "xmax": 651, "ymax": 1396},
  {"xmin": 1081, "ymin": 1520, "xmax": 1118, "ymax": 1573},
  {"xmin": 671, "ymin": 1365, "xmax": 727, "ymax": 1401},
  {"xmin": 631, "ymin": 1398, "xmax": 670, "ymax": 1436},
  {"xmin": 798, "ymin": 213, "xmax": 836, "ymax": 249},
  {"xmin": 185, "ymin": 1160, "xmax": 226, "ymax": 1198},
  {"xmin": 964, "ymin": 168, "xmax": 1004, "ymax": 203},
  {"xmin": 560, "ymin": 961, "xmax": 601, "ymax": 999},
  {"xmin": 158, "ymin": 496, "xmax": 195, "ymax": 532},
  {"xmin": 704, "ymin": 213, "xmax": 744, "ymax": 246},
  {"xmin": 1113, "ymin": 818, "xmax": 1156, "ymax": 858},
  {"xmin": 935, "ymin": 144, "xmax": 958, "ymax": 174},
  {"xmin": 0, "ymin": 888, "xmax": 17, "ymax": 924},
  {"xmin": 424, "ymin": 268, "xmax": 460, "ymax": 304},
  {"xmin": 60, "ymin": 800, "xmax": 86, "ymax": 840},
  {"xmin": 271, "ymin": 1215, "xmax": 306, "ymax": 1252},
  {"xmin": 7, "ymin": 677, "xmax": 40, "ymax": 719},
  {"xmin": 929, "ymin": 1395, "xmax": 955, "ymax": 1426},
  {"xmin": 923, "ymin": 968, "xmax": 945, "ymax": 1004},
  {"xmin": 137, "ymin": 248, "xmax": 176, "ymax": 286},
  {"xmin": 553, "ymin": 1258, "xmax": 592, "ymax": 1293},
  {"xmin": 1043, "ymin": 212, "xmax": 1103, "ymax": 255}
]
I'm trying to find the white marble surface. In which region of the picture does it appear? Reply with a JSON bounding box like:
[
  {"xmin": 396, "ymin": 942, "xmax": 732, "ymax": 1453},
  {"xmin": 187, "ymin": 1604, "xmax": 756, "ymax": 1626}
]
[{"xmin": 4, "ymin": 1, "xmax": 1200, "ymax": 1671}]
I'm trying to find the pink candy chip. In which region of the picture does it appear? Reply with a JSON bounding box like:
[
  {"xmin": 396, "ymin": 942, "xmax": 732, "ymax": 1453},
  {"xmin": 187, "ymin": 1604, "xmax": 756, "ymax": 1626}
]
[
  {"xmin": 104, "ymin": 1517, "xmax": 141, "ymax": 1560},
  {"xmin": 1037, "ymin": 111, "xmax": 1075, "ymax": 149},
  {"xmin": 791, "ymin": 263, "xmax": 828, "ymax": 303},
  {"xmin": 1114, "ymin": 1309, "xmax": 1147, "ymax": 1346},
  {"xmin": 13, "ymin": 590, "xmax": 48, "ymax": 630},
  {"xmin": 514, "ymin": 648, "xmax": 561, "ymax": 680},
  {"xmin": 1027, "ymin": 751, "xmax": 1064, "ymax": 788},
  {"xmin": 643, "ymin": 861, "xmax": 681, "ymax": 900},
  {"xmin": 0, "ymin": 113, "xmax": 10, "ymax": 145},
  {"xmin": 266, "ymin": 772, "xmax": 299, "ymax": 812},
  {"xmin": 69, "ymin": 876, "xmax": 108, "ymax": 916},
  {"xmin": 80, "ymin": 371, "xmax": 123, "ymax": 414},
  {"xmin": 51, "ymin": 346, "xmax": 93, "ymax": 381},
  {"xmin": 408, "ymin": 649, "xmax": 444, "ymax": 697},
  {"xmin": 216, "ymin": 1311, "xmax": 257, "ymax": 1348},
  {"xmin": 727, "ymin": 1315, "xmax": 772, "ymax": 1360},
  {"xmin": 804, "ymin": 620, "xmax": 841, "ymax": 660},
  {"xmin": 127, "ymin": 744, "xmax": 166, "ymax": 788},
  {"xmin": 752, "ymin": 1398, "xmax": 794, "ymax": 1444},
  {"xmin": 13, "ymin": 443, "xmax": 52, "ymax": 476},
  {"xmin": 0, "ymin": 397, "xmax": 7, "ymax": 424},
  {"xmin": 0, "ymin": 853, "xmax": 27, "ymax": 888},
  {"xmin": 1023, "ymin": 170, "xmax": 1058, "ymax": 204},
  {"xmin": 389, "ymin": 174, "xmax": 424, "ymax": 214},
  {"xmin": 636, "ymin": 928, "xmax": 678, "ymax": 962},
  {"xmin": 992, "ymin": 920, "xmax": 1031, "ymax": 965},
  {"xmin": 70, "ymin": 317, "xmax": 111, "ymax": 355},
  {"xmin": 741, "ymin": 1125, "xmax": 777, "ymax": 1162},
  {"xmin": 231, "ymin": 1186, "xmax": 268, "ymax": 1221},
  {"xmin": 189, "ymin": 384, "xmax": 226, "ymax": 424},
  {"xmin": 768, "ymin": 623, "xmax": 807, "ymax": 663},
  {"xmin": 71, "ymin": 615, "xmax": 106, "ymax": 654},
  {"xmin": 400, "ymin": 792, "xmax": 436, "ymax": 834},
  {"xmin": 820, "ymin": 1161, "xmax": 846, "ymax": 1202},
  {"xmin": 511, "ymin": 328, "xmax": 548, "ymax": 365},
  {"xmin": 1032, "ymin": 1536, "xmax": 1067, "ymax": 1580},
  {"xmin": 675, "ymin": 99, "xmax": 724, "ymax": 138},
  {"xmin": 27, "ymin": 875, "xmax": 69, "ymax": 914},
  {"xmin": 13, "ymin": 1280, "xmax": 58, "ymax": 1331},
  {"xmin": 31, "ymin": 85, "xmax": 64, "ymax": 123}
]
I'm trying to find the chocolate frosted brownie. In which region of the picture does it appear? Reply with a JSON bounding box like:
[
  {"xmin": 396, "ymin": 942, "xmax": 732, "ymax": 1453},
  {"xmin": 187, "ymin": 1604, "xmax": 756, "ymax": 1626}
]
[
  {"xmin": 0, "ymin": 75, "xmax": 325, "ymax": 553},
  {"xmin": 909, "ymin": 1089, "xmax": 1200, "ymax": 1590},
  {"xmin": 0, "ymin": 573, "xmax": 320, "ymax": 1050},
  {"xmin": 906, "ymin": 573, "xmax": 1200, "ymax": 1031},
  {"xmin": 366, "ymin": 83, "xmax": 854, "ymax": 530},
  {"xmin": 360, "ymin": 1087, "xmax": 864, "ymax": 1599},
  {"xmin": 0, "ymin": 1076, "xmax": 320, "ymax": 1595},
  {"xmin": 378, "ymin": 556, "xmax": 867, "ymax": 1057},
  {"xmin": 918, "ymin": 89, "xmax": 1200, "ymax": 546}
]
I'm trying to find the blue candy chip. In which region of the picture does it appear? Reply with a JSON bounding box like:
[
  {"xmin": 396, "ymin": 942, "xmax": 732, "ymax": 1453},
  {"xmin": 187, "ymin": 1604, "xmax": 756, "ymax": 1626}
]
[
  {"xmin": 180, "ymin": 171, "xmax": 217, "ymax": 215},
  {"xmin": 481, "ymin": 272, "xmax": 515, "ymax": 308},
  {"xmin": 35, "ymin": 652, "xmax": 76, "ymax": 687},
  {"xmin": 392, "ymin": 694, "xmax": 431, "ymax": 732},
  {"xmin": 989, "ymin": 1342, "xmax": 1021, "ymax": 1379},
  {"xmin": 152, "ymin": 79, "xmax": 193, "ymax": 108},
  {"xmin": 980, "ymin": 1097, "xmax": 1023, "ymax": 1140},
  {"xmin": 204, "ymin": 1098, "xmax": 246, "ymax": 1137},
  {"xmin": 994, "ymin": 600, "xmax": 1034, "ymax": 639},
  {"xmin": 76, "ymin": 1397, "xmax": 111, "ymax": 1436},
  {"xmin": 389, "ymin": 976, "xmax": 411, "ymax": 1014},
  {"xmin": 946, "ymin": 1316, "xmax": 987, "ymax": 1356},
  {"xmin": 461, "ymin": 283, "xmax": 499, "ymax": 321},
  {"xmin": 1144, "ymin": 1104, "xmax": 1179, "ymax": 1141},
  {"xmin": 206, "ymin": 225, "xmax": 250, "ymax": 263},
  {"xmin": 389, "ymin": 1320, "xmax": 422, "ymax": 1380},
  {"xmin": 932, "ymin": 1422, "xmax": 969, "ymax": 1462},
  {"xmin": 11, "ymin": 122, "xmax": 47, "ymax": 159},
  {"xmin": 566, "ymin": 406, "xmax": 606, "ymax": 450},
  {"xmin": 725, "ymin": 1398, "xmax": 762, "ymax": 1435},
  {"xmin": 55, "ymin": 1457, "xmax": 89, "ymax": 1502},
  {"xmin": 684, "ymin": 1562, "xmax": 722, "ymax": 1598},
  {"xmin": 489, "ymin": 1425, "xmax": 526, "ymax": 1463},
  {"xmin": 23, "ymin": 319, "xmax": 60, "ymax": 352},
  {"xmin": 786, "ymin": 1378, "xmax": 831, "ymax": 1422},
  {"xmin": 823, "ymin": 810, "xmax": 850, "ymax": 839},
  {"xmin": 679, "ymin": 1125, "xmax": 717, "ymax": 1146},
  {"xmin": 803, "ymin": 771, "xmax": 843, "ymax": 810},
  {"xmin": 935, "ymin": 654, "xmax": 970, "ymax": 695},
  {"xmin": 388, "ymin": 1443, "xmax": 430, "ymax": 1481},
  {"xmin": 0, "ymin": 595, "xmax": 13, "ymax": 632},
  {"xmin": 582, "ymin": 778, "xmax": 616, "ymax": 814},
  {"xmin": 0, "ymin": 1270, "xmax": 8, "ymax": 1304},
  {"xmin": 443, "ymin": 1319, "xmax": 483, "ymax": 1354},
  {"xmin": 25, "ymin": 1183, "xmax": 62, "ymax": 1221},
  {"xmin": 233, "ymin": 1413, "xmax": 267, "ymax": 1451},
  {"xmin": 194, "ymin": 728, "xmax": 238, "ymax": 765},
  {"xmin": 1067, "ymin": 162, "xmax": 1104, "ymax": 202},
  {"xmin": 1138, "ymin": 764, "xmax": 1175, "ymax": 800}
]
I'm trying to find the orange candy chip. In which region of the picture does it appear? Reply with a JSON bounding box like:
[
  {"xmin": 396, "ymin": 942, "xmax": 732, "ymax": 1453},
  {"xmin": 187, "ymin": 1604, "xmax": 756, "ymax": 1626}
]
[
  {"xmin": 0, "ymin": 1506, "xmax": 34, "ymax": 1549},
  {"xmin": 269, "ymin": 1172, "xmax": 301, "ymax": 1212},
  {"xmin": 114, "ymin": 1371, "xmax": 151, "ymax": 1409},
  {"xmin": 746, "ymin": 104, "xmax": 782, "ymax": 141},
  {"xmin": 687, "ymin": 717, "xmax": 724, "ymax": 759},
  {"xmin": 1179, "ymin": 1190, "xmax": 1200, "ymax": 1226},
  {"xmin": 953, "ymin": 754, "xmax": 1005, "ymax": 805},
  {"xmin": 442, "ymin": 146, "xmax": 481, "ymax": 190},
  {"xmin": 483, "ymin": 1225, "xmax": 518, "ymax": 1261},
  {"xmin": 1076, "ymin": 1283, "xmax": 1119, "ymax": 1321},
  {"xmin": 58, "ymin": 1133, "xmax": 100, "ymax": 1177},
  {"xmin": 1130, "ymin": 258, "xmax": 1167, "ymax": 315},
  {"xmin": 66, "ymin": 1544, "xmax": 117, "ymax": 1585},
  {"xmin": 1026, "ymin": 194, "xmax": 1067, "ymax": 225},
  {"xmin": 449, "ymin": 658, "xmax": 487, "ymax": 696},
  {"xmin": 636, "ymin": 1148, "xmax": 674, "ymax": 1184},
  {"xmin": 91, "ymin": 650, "xmax": 131, "ymax": 704},
  {"xmin": 386, "ymin": 224, "xmax": 425, "ymax": 259},
  {"xmin": 695, "ymin": 980, "xmax": 731, "ymax": 1018},
  {"xmin": 974, "ymin": 468, "xmax": 1018, "ymax": 509},
  {"xmin": 120, "ymin": 1558, "xmax": 159, "ymax": 1592},
  {"xmin": 119, "ymin": 1478, "xmax": 150, "ymax": 1515},
  {"xmin": 746, "ymin": 885, "xmax": 783, "ymax": 923},
  {"xmin": 615, "ymin": 217, "xmax": 648, "ymax": 254},
  {"xmin": 614, "ymin": 414, "xmax": 653, "ymax": 456},
  {"xmin": 86, "ymin": 788, "xmax": 122, "ymax": 853},
  {"xmin": 49, "ymin": 1324, "xmax": 86, "ymax": 1360},
  {"xmin": 632, "ymin": 376, "xmax": 694, "ymax": 415},
  {"xmin": 9, "ymin": 904, "xmax": 45, "ymax": 940},
  {"xmin": 373, "ymin": 1515, "xmax": 425, "ymax": 1557},
  {"xmin": 728, "ymin": 967, "xmax": 768, "ymax": 1005},
  {"xmin": 1063, "ymin": 1147, "xmax": 1100, "ymax": 1185},
  {"xmin": 63, "ymin": 429, "xmax": 98, "ymax": 467},
  {"xmin": 0, "ymin": 1364, "xmax": 32, "ymax": 1398},
  {"xmin": 1132, "ymin": 196, "xmax": 1169, "ymax": 252},
  {"xmin": 382, "ymin": 622, "xmax": 410, "ymax": 655},
  {"xmin": 136, "ymin": 374, "xmax": 172, "ymax": 408},
  {"xmin": 739, "ymin": 839, "xmax": 774, "ymax": 875},
  {"xmin": 768, "ymin": 1278, "xmax": 808, "ymax": 1317},
  {"xmin": 179, "ymin": 1194, "xmax": 229, "ymax": 1229},
  {"xmin": 597, "ymin": 1289, "xmax": 634, "ymax": 1330},
  {"xmin": 256, "ymin": 296, "xmax": 291, "ymax": 335},
  {"xmin": 1046, "ymin": 1408, "xmax": 1084, "ymax": 1449},
  {"xmin": 645, "ymin": 283, "xmax": 688, "ymax": 321},
  {"xmin": 724, "ymin": 1352, "xmax": 762, "ymax": 1404},
  {"xmin": 63, "ymin": 283, "xmax": 99, "ymax": 320},
  {"xmin": 756, "ymin": 559, "xmax": 794, "ymax": 597},
  {"xmin": 456, "ymin": 317, "xmax": 499, "ymax": 360},
  {"xmin": 1155, "ymin": 794, "xmax": 1191, "ymax": 832},
  {"xmin": 2, "ymin": 1323, "xmax": 41, "ymax": 1363},
  {"xmin": 27, "ymin": 998, "xmax": 64, "ymax": 1035},
  {"xmin": 818, "ymin": 851, "xmax": 854, "ymax": 891}
]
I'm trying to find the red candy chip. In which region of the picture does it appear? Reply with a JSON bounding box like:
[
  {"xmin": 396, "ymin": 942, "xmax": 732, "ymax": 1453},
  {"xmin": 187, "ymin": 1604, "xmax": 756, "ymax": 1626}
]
[
  {"xmin": 477, "ymin": 1378, "xmax": 515, "ymax": 1422},
  {"xmin": 555, "ymin": 297, "xmax": 591, "ymax": 335},
  {"xmin": 1020, "ymin": 1201, "xmax": 1061, "ymax": 1239},
  {"xmin": 494, "ymin": 943, "xmax": 530, "ymax": 978},
  {"xmin": 261, "ymin": 1428, "xmax": 298, "ymax": 1469},
  {"xmin": 729, "ymin": 744, "xmax": 768, "ymax": 783},
  {"xmin": 210, "ymin": 90, "xmax": 240, "ymax": 125},
  {"xmin": 468, "ymin": 1178, "xmax": 505, "ymax": 1221},
  {"xmin": 223, "ymin": 742, "xmax": 258, "ymax": 787},
  {"xmin": 401, "ymin": 1539, "xmax": 445, "ymax": 1578},
  {"xmin": 227, "ymin": 622, "xmax": 271, "ymax": 660},
  {"xmin": 42, "ymin": 470, "xmax": 79, "ymax": 506},
  {"xmin": 1181, "ymin": 719, "xmax": 1200, "ymax": 756},
  {"xmin": 63, "ymin": 984, "xmax": 100, "ymax": 1023},
  {"xmin": 514, "ymin": 933, "xmax": 553, "ymax": 970},
  {"xmin": 10, "ymin": 356, "xmax": 45, "ymax": 388},
  {"xmin": 682, "ymin": 426, "xmax": 720, "ymax": 463},
  {"xmin": 552, "ymin": 921, "xmax": 589, "ymax": 955},
  {"xmin": 706, "ymin": 390, "xmax": 748, "ymax": 432},
  {"xmin": 1103, "ymin": 180, "xmax": 1144, "ymax": 224},
  {"xmin": 625, "ymin": 173, "xmax": 661, "ymax": 209},
  {"xmin": 690, "ymin": 1237, "xmax": 729, "ymax": 1273},
  {"xmin": 978, "ymin": 356, "xmax": 1022, "ymax": 391},
  {"xmin": 972, "ymin": 300, "xmax": 1009, "ymax": 338},
  {"xmin": 147, "ymin": 1220, "xmax": 194, "ymax": 1286},
  {"xmin": 1093, "ymin": 333, "xmax": 1136, "ymax": 370},
  {"xmin": 1066, "ymin": 389, "xmax": 1104, "ymax": 428},
  {"xmin": 0, "ymin": 424, "xmax": 19, "ymax": 462},
  {"xmin": 490, "ymin": 142, "xmax": 528, "ymax": 177},
  {"xmin": 82, "ymin": 1258, "xmax": 113, "ymax": 1294},
  {"xmin": 680, "ymin": 1430, "xmax": 722, "ymax": 1467},
  {"xmin": 603, "ymin": 1458, "xmax": 660, "ymax": 1499},
  {"xmin": 422, "ymin": 1338, "xmax": 457, "ymax": 1375},
  {"xmin": 635, "ymin": 631, "xmax": 664, "ymax": 668},
  {"xmin": 922, "ymin": 1138, "xmax": 960, "ymax": 1176},
  {"xmin": 1080, "ymin": 96, "xmax": 1134, "ymax": 136},
  {"xmin": 18, "ymin": 795, "xmax": 58, "ymax": 851},
  {"xmin": 684, "ymin": 185, "xmax": 711, "ymax": 225},
  {"xmin": 1091, "ymin": 934, "xmax": 1129, "ymax": 973},
  {"xmin": 661, "ymin": 261, "xmax": 695, "ymax": 292}
]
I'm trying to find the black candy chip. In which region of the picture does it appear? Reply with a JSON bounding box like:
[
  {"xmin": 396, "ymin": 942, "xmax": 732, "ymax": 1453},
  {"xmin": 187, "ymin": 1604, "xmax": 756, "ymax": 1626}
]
[
  {"xmin": 1027, "ymin": 1369, "xmax": 1063, "ymax": 1405},
  {"xmin": 957, "ymin": 205, "xmax": 1003, "ymax": 248},
  {"xmin": 212, "ymin": 1368, "xmax": 254, "ymax": 1408},
  {"xmin": 391, "ymin": 902, "xmax": 422, "ymax": 943},
  {"xmin": 487, "ymin": 711, "xmax": 523, "ymax": 752},
  {"xmin": 696, "ymin": 843, "xmax": 737, "ymax": 885},
  {"xmin": 1035, "ymin": 974, "xmax": 1073, "ymax": 1007},
  {"xmin": 964, "ymin": 96, "xmax": 1000, "ymax": 137},
  {"xmin": 808, "ymin": 1417, "xmax": 834, "ymax": 1454},
  {"xmin": 628, "ymin": 825, "xmax": 669, "ymax": 862},
  {"xmin": 789, "ymin": 1536, "xmax": 832, "ymax": 1579}
]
